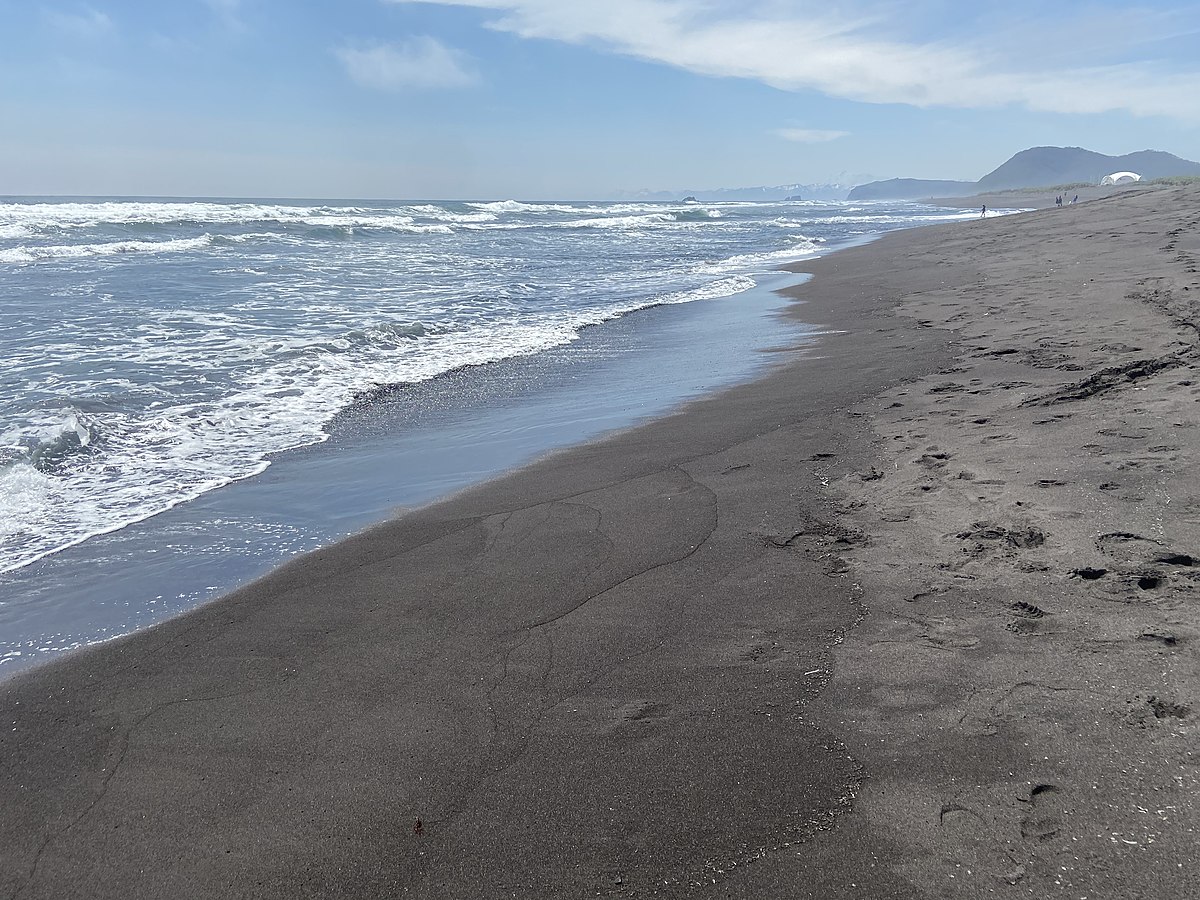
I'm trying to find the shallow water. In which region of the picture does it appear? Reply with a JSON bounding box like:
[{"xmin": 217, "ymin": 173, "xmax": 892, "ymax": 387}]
[{"xmin": 0, "ymin": 197, "xmax": 981, "ymax": 578}]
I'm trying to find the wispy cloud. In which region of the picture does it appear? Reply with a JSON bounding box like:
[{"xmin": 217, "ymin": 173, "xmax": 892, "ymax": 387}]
[
  {"xmin": 336, "ymin": 37, "xmax": 477, "ymax": 91},
  {"xmin": 205, "ymin": 0, "xmax": 246, "ymax": 33},
  {"xmin": 44, "ymin": 5, "xmax": 114, "ymax": 39},
  {"xmin": 387, "ymin": 0, "xmax": 1200, "ymax": 121},
  {"xmin": 774, "ymin": 128, "xmax": 849, "ymax": 144}
]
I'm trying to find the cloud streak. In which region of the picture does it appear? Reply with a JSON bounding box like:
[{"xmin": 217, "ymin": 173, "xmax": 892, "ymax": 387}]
[
  {"xmin": 44, "ymin": 5, "xmax": 114, "ymax": 39},
  {"xmin": 205, "ymin": 0, "xmax": 247, "ymax": 33},
  {"xmin": 388, "ymin": 0, "xmax": 1200, "ymax": 121},
  {"xmin": 775, "ymin": 128, "xmax": 849, "ymax": 143},
  {"xmin": 336, "ymin": 37, "xmax": 477, "ymax": 90}
]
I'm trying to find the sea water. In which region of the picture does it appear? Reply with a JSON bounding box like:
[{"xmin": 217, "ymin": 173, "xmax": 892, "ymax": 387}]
[{"xmin": 0, "ymin": 197, "xmax": 985, "ymax": 672}]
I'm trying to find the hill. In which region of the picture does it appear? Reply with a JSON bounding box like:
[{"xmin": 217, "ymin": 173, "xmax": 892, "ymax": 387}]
[
  {"xmin": 846, "ymin": 178, "xmax": 977, "ymax": 201},
  {"xmin": 848, "ymin": 147, "xmax": 1200, "ymax": 200},
  {"xmin": 977, "ymin": 147, "xmax": 1200, "ymax": 191},
  {"xmin": 618, "ymin": 178, "xmax": 872, "ymax": 202}
]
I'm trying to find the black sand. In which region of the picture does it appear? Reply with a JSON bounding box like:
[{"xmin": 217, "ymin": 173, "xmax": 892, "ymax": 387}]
[{"xmin": 3, "ymin": 185, "xmax": 1199, "ymax": 898}]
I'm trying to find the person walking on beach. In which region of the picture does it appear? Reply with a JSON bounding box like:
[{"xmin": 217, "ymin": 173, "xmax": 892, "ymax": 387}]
[{"xmin": 981, "ymin": 204, "xmax": 987, "ymax": 218}]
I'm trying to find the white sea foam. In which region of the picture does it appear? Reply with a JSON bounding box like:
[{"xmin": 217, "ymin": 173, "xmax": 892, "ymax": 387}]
[
  {"xmin": 0, "ymin": 195, "xmax": 976, "ymax": 574},
  {"xmin": 0, "ymin": 200, "xmax": 312, "ymax": 229},
  {"xmin": 557, "ymin": 213, "xmax": 679, "ymax": 230},
  {"xmin": 700, "ymin": 236, "xmax": 826, "ymax": 274},
  {"xmin": 0, "ymin": 200, "xmax": 463, "ymax": 232},
  {"xmin": 810, "ymin": 211, "xmax": 979, "ymax": 225},
  {"xmin": 466, "ymin": 200, "xmax": 586, "ymax": 214},
  {"xmin": 0, "ymin": 199, "xmax": 733, "ymax": 238},
  {"xmin": 0, "ymin": 272, "xmax": 767, "ymax": 574},
  {"xmin": 653, "ymin": 275, "xmax": 757, "ymax": 305},
  {"xmin": 0, "ymin": 235, "xmax": 215, "ymax": 264},
  {"xmin": 0, "ymin": 222, "xmax": 456, "ymax": 266},
  {"xmin": 406, "ymin": 205, "xmax": 498, "ymax": 223}
]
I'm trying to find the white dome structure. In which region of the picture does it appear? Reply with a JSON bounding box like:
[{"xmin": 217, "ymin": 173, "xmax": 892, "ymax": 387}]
[{"xmin": 1101, "ymin": 171, "xmax": 1142, "ymax": 185}]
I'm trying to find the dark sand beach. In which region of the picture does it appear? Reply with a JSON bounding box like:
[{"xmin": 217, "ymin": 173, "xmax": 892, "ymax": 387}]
[
  {"xmin": 3, "ymin": 185, "xmax": 1200, "ymax": 898},
  {"xmin": 934, "ymin": 181, "xmax": 1162, "ymax": 211}
]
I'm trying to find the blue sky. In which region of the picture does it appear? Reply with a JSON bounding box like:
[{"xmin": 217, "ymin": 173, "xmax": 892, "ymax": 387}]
[{"xmin": 2, "ymin": 0, "xmax": 1199, "ymax": 198}]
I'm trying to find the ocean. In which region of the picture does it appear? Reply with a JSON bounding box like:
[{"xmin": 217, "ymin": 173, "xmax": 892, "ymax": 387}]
[{"xmin": 0, "ymin": 196, "xmax": 985, "ymax": 674}]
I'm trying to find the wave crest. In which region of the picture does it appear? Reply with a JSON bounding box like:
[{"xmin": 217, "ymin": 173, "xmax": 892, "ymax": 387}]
[
  {"xmin": 0, "ymin": 236, "xmax": 214, "ymax": 265},
  {"xmin": 5, "ymin": 409, "xmax": 103, "ymax": 476}
]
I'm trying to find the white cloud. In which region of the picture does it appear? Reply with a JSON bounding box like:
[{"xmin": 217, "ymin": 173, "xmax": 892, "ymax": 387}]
[
  {"xmin": 45, "ymin": 5, "xmax": 114, "ymax": 38},
  {"xmin": 335, "ymin": 37, "xmax": 477, "ymax": 90},
  {"xmin": 775, "ymin": 128, "xmax": 849, "ymax": 143},
  {"xmin": 387, "ymin": 0, "xmax": 1200, "ymax": 121},
  {"xmin": 205, "ymin": 0, "xmax": 246, "ymax": 33}
]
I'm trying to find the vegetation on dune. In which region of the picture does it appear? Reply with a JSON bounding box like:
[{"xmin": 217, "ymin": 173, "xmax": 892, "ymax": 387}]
[{"xmin": 1148, "ymin": 175, "xmax": 1200, "ymax": 186}]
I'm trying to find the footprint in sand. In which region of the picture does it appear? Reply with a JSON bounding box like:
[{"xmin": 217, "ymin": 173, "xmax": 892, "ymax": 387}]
[
  {"xmin": 1135, "ymin": 573, "xmax": 1164, "ymax": 591},
  {"xmin": 1020, "ymin": 784, "xmax": 1065, "ymax": 841},
  {"xmin": 1137, "ymin": 632, "xmax": 1180, "ymax": 647},
  {"xmin": 611, "ymin": 699, "xmax": 672, "ymax": 730},
  {"xmin": 1007, "ymin": 601, "xmax": 1049, "ymax": 634},
  {"xmin": 1127, "ymin": 695, "xmax": 1191, "ymax": 727},
  {"xmin": 1147, "ymin": 697, "xmax": 1191, "ymax": 720},
  {"xmin": 1096, "ymin": 531, "xmax": 1162, "ymax": 564},
  {"xmin": 957, "ymin": 524, "xmax": 1046, "ymax": 549},
  {"xmin": 917, "ymin": 452, "xmax": 950, "ymax": 469},
  {"xmin": 1010, "ymin": 601, "xmax": 1046, "ymax": 618},
  {"xmin": 739, "ymin": 639, "xmax": 787, "ymax": 664}
]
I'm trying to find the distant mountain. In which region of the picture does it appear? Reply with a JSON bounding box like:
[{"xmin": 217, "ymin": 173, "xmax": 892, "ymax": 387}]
[
  {"xmin": 619, "ymin": 185, "xmax": 795, "ymax": 202},
  {"xmin": 846, "ymin": 178, "xmax": 977, "ymax": 201},
  {"xmin": 977, "ymin": 147, "xmax": 1200, "ymax": 191},
  {"xmin": 848, "ymin": 147, "xmax": 1200, "ymax": 200},
  {"xmin": 617, "ymin": 174, "xmax": 877, "ymax": 203}
]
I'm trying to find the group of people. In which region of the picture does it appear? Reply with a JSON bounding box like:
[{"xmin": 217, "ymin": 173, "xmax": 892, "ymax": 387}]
[{"xmin": 981, "ymin": 192, "xmax": 1081, "ymax": 219}]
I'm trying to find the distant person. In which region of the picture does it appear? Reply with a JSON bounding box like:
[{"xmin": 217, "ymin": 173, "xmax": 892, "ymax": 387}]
[
  {"xmin": 1072, "ymin": 194, "xmax": 1078, "ymax": 204},
  {"xmin": 981, "ymin": 204, "xmax": 987, "ymax": 218}
]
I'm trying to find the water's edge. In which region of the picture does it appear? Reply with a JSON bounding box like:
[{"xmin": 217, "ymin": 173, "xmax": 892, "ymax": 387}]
[{"xmin": 0, "ymin": 271, "xmax": 814, "ymax": 677}]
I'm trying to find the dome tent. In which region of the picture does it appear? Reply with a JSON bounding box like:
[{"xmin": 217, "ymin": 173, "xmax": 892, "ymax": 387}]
[{"xmin": 1101, "ymin": 171, "xmax": 1142, "ymax": 185}]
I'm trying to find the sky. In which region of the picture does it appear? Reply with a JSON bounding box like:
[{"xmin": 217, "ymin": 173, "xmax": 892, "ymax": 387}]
[{"xmin": 2, "ymin": 0, "xmax": 1199, "ymax": 199}]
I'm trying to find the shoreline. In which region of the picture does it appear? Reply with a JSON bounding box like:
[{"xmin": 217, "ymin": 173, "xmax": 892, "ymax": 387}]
[
  {"xmin": 3, "ymin": 187, "xmax": 1199, "ymax": 897},
  {"xmin": 0, "ymin": 270, "xmax": 814, "ymax": 679}
]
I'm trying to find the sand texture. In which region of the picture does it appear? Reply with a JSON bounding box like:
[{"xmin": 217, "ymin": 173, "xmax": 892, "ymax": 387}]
[
  {"xmin": 2, "ymin": 186, "xmax": 1199, "ymax": 898},
  {"xmin": 772, "ymin": 184, "xmax": 1200, "ymax": 898},
  {"xmin": 934, "ymin": 181, "xmax": 1164, "ymax": 210}
]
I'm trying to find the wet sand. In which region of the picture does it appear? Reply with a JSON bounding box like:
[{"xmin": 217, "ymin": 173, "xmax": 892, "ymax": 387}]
[
  {"xmin": 0, "ymin": 273, "xmax": 812, "ymax": 677},
  {"xmin": 3, "ymin": 186, "xmax": 1199, "ymax": 898}
]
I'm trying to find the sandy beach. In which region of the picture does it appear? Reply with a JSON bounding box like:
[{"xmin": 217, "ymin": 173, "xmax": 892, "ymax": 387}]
[
  {"xmin": 934, "ymin": 181, "xmax": 1161, "ymax": 210},
  {"xmin": 3, "ymin": 185, "xmax": 1199, "ymax": 898}
]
